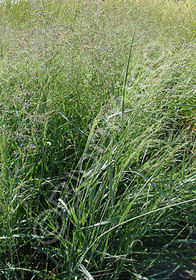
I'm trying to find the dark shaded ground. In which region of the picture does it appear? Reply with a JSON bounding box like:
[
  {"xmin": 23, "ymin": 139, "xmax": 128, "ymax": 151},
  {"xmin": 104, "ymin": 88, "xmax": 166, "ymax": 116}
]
[{"xmin": 139, "ymin": 229, "xmax": 196, "ymax": 279}]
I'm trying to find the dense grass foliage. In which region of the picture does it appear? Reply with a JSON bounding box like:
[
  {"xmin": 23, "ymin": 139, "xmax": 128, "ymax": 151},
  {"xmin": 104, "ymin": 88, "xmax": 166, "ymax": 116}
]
[{"xmin": 0, "ymin": 0, "xmax": 196, "ymax": 279}]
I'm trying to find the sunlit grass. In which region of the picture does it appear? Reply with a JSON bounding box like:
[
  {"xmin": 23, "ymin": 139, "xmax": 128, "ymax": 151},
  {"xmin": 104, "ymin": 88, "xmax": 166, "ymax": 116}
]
[{"xmin": 0, "ymin": 0, "xmax": 195, "ymax": 279}]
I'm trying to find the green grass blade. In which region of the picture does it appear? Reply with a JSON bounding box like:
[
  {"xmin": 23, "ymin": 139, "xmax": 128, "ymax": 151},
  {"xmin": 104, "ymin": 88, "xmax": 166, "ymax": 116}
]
[
  {"xmin": 121, "ymin": 30, "xmax": 135, "ymax": 123},
  {"xmin": 78, "ymin": 263, "xmax": 95, "ymax": 280}
]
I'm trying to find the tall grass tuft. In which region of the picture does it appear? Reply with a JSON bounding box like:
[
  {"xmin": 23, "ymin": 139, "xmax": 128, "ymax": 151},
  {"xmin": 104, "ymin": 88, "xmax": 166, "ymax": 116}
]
[{"xmin": 0, "ymin": 0, "xmax": 196, "ymax": 279}]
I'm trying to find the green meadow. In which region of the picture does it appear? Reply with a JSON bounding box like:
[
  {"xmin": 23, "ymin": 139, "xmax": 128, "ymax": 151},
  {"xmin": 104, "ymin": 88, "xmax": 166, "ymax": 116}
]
[{"xmin": 0, "ymin": 0, "xmax": 196, "ymax": 279}]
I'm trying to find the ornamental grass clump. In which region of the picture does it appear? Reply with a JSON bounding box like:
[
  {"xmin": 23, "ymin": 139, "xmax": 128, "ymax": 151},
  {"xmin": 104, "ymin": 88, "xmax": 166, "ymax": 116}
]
[{"xmin": 0, "ymin": 0, "xmax": 195, "ymax": 279}]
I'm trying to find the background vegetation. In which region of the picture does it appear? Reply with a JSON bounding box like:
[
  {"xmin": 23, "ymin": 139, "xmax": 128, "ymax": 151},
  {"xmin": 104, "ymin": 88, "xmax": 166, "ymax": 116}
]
[{"xmin": 0, "ymin": 0, "xmax": 195, "ymax": 279}]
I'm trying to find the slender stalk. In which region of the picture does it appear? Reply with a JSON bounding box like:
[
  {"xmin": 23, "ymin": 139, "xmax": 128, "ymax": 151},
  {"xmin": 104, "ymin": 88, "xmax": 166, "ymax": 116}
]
[{"xmin": 121, "ymin": 31, "xmax": 135, "ymax": 124}]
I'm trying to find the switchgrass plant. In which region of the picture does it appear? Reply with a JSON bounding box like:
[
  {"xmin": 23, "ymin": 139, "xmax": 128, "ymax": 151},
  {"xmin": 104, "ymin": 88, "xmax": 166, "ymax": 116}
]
[{"xmin": 0, "ymin": 0, "xmax": 196, "ymax": 279}]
